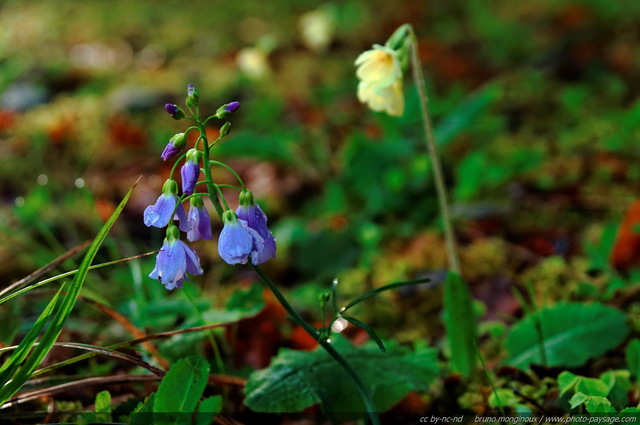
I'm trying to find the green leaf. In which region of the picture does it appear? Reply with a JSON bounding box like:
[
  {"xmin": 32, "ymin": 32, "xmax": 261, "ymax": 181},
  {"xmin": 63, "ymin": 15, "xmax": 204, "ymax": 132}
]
[
  {"xmin": 340, "ymin": 315, "xmax": 385, "ymax": 352},
  {"xmin": 570, "ymin": 392, "xmax": 589, "ymax": 409},
  {"xmin": 626, "ymin": 339, "xmax": 640, "ymax": 380},
  {"xmin": 558, "ymin": 371, "xmax": 579, "ymax": 396},
  {"xmin": 154, "ymin": 355, "xmax": 210, "ymax": 423},
  {"xmin": 444, "ymin": 271, "xmax": 477, "ymax": 377},
  {"xmin": 244, "ymin": 338, "xmax": 438, "ymax": 415},
  {"xmin": 225, "ymin": 282, "xmax": 265, "ymax": 317},
  {"xmin": 95, "ymin": 390, "xmax": 111, "ymax": 413},
  {"xmin": 129, "ymin": 393, "xmax": 156, "ymax": 425},
  {"xmin": 488, "ymin": 388, "xmax": 519, "ymax": 408},
  {"xmin": 195, "ymin": 395, "xmax": 222, "ymax": 425},
  {"xmin": 94, "ymin": 390, "xmax": 112, "ymax": 423},
  {"xmin": 575, "ymin": 378, "xmax": 610, "ymax": 397},
  {"xmin": 585, "ymin": 396, "xmax": 615, "ymax": 414},
  {"xmin": 505, "ymin": 302, "xmax": 628, "ymax": 369},
  {"xmin": 600, "ymin": 370, "xmax": 631, "ymax": 409},
  {"xmin": 434, "ymin": 82, "xmax": 500, "ymax": 147}
]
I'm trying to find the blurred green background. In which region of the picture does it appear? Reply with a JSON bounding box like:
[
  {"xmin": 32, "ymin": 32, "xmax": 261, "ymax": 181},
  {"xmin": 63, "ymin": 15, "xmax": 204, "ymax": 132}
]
[{"xmin": 2, "ymin": 0, "xmax": 640, "ymax": 381}]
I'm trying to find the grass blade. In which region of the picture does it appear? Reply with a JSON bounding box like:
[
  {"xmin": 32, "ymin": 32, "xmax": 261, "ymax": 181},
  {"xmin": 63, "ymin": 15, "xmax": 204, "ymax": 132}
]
[
  {"xmin": 341, "ymin": 277, "xmax": 429, "ymax": 313},
  {"xmin": 0, "ymin": 179, "xmax": 138, "ymax": 404},
  {"xmin": 341, "ymin": 315, "xmax": 386, "ymax": 352},
  {"xmin": 0, "ymin": 287, "xmax": 64, "ymax": 386}
]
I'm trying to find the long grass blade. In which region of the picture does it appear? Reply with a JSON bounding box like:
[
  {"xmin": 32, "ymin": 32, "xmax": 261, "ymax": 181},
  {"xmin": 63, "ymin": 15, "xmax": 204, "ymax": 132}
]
[
  {"xmin": 0, "ymin": 179, "xmax": 138, "ymax": 404},
  {"xmin": 0, "ymin": 251, "xmax": 156, "ymax": 306},
  {"xmin": 0, "ymin": 287, "xmax": 64, "ymax": 385},
  {"xmin": 340, "ymin": 277, "xmax": 430, "ymax": 313}
]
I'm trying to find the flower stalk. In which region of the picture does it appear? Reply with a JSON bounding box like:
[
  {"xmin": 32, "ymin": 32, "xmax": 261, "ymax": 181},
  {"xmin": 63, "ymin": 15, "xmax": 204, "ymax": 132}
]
[
  {"xmin": 407, "ymin": 26, "xmax": 461, "ymax": 275},
  {"xmin": 146, "ymin": 86, "xmax": 380, "ymax": 424}
]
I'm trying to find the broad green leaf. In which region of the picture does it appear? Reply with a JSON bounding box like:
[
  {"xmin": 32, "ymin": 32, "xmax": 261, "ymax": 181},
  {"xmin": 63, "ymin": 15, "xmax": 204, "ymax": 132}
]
[
  {"xmin": 585, "ymin": 396, "xmax": 615, "ymax": 414},
  {"xmin": 225, "ymin": 282, "xmax": 265, "ymax": 317},
  {"xmin": 154, "ymin": 355, "xmax": 210, "ymax": 423},
  {"xmin": 600, "ymin": 370, "xmax": 631, "ymax": 409},
  {"xmin": 505, "ymin": 302, "xmax": 628, "ymax": 369},
  {"xmin": 576, "ymin": 378, "xmax": 609, "ymax": 398},
  {"xmin": 444, "ymin": 271, "xmax": 477, "ymax": 377},
  {"xmin": 95, "ymin": 390, "xmax": 111, "ymax": 414},
  {"xmin": 195, "ymin": 395, "xmax": 222, "ymax": 425},
  {"xmin": 94, "ymin": 390, "xmax": 112, "ymax": 423},
  {"xmin": 558, "ymin": 371, "xmax": 579, "ymax": 396},
  {"xmin": 129, "ymin": 393, "xmax": 156, "ymax": 425},
  {"xmin": 570, "ymin": 392, "xmax": 589, "ymax": 409},
  {"xmin": 626, "ymin": 339, "xmax": 640, "ymax": 380},
  {"xmin": 488, "ymin": 388, "xmax": 518, "ymax": 408},
  {"xmin": 244, "ymin": 338, "xmax": 438, "ymax": 415}
]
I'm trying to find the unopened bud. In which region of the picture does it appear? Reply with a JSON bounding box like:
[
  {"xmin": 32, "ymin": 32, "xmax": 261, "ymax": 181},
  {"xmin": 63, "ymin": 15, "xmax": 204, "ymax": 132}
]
[
  {"xmin": 220, "ymin": 121, "xmax": 231, "ymax": 137},
  {"xmin": 186, "ymin": 84, "xmax": 200, "ymax": 108},
  {"xmin": 216, "ymin": 101, "xmax": 241, "ymax": 119},
  {"xmin": 165, "ymin": 103, "xmax": 185, "ymax": 120}
]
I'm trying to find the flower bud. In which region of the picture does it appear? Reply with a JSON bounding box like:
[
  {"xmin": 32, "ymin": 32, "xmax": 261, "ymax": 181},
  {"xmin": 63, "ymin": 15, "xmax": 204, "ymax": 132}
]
[
  {"xmin": 161, "ymin": 132, "xmax": 187, "ymax": 161},
  {"xmin": 165, "ymin": 103, "xmax": 185, "ymax": 120},
  {"xmin": 220, "ymin": 121, "xmax": 231, "ymax": 137},
  {"xmin": 186, "ymin": 84, "xmax": 200, "ymax": 108},
  {"xmin": 216, "ymin": 101, "xmax": 240, "ymax": 119}
]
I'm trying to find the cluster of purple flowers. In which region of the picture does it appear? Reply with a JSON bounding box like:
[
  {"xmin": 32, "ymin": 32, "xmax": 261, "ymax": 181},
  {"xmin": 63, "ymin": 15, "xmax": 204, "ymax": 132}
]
[{"xmin": 144, "ymin": 89, "xmax": 276, "ymax": 290}]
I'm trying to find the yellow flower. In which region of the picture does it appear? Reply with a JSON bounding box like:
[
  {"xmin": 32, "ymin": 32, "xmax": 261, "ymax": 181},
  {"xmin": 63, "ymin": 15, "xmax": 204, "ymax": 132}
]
[
  {"xmin": 357, "ymin": 79, "xmax": 404, "ymax": 116},
  {"xmin": 355, "ymin": 44, "xmax": 404, "ymax": 116}
]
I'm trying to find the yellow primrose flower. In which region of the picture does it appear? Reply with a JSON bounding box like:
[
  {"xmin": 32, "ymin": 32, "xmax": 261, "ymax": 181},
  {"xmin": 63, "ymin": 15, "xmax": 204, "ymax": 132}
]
[
  {"xmin": 355, "ymin": 44, "xmax": 404, "ymax": 116},
  {"xmin": 355, "ymin": 44, "xmax": 402, "ymax": 86},
  {"xmin": 357, "ymin": 79, "xmax": 405, "ymax": 116}
]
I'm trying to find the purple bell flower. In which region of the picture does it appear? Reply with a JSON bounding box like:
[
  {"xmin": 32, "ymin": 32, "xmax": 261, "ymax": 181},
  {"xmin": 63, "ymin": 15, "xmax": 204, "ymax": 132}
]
[
  {"xmin": 218, "ymin": 210, "xmax": 264, "ymax": 265},
  {"xmin": 187, "ymin": 198, "xmax": 213, "ymax": 242},
  {"xmin": 180, "ymin": 149, "xmax": 200, "ymax": 195},
  {"xmin": 149, "ymin": 225, "xmax": 203, "ymax": 290},
  {"xmin": 144, "ymin": 179, "xmax": 189, "ymax": 231},
  {"xmin": 236, "ymin": 201, "xmax": 276, "ymax": 265}
]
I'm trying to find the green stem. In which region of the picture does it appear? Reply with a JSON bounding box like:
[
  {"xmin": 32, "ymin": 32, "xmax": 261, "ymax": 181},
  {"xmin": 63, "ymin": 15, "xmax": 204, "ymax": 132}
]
[
  {"xmin": 183, "ymin": 289, "xmax": 226, "ymax": 374},
  {"xmin": 408, "ymin": 27, "xmax": 461, "ymax": 275},
  {"xmin": 196, "ymin": 120, "xmax": 224, "ymax": 218},
  {"xmin": 194, "ymin": 107, "xmax": 378, "ymax": 423},
  {"xmin": 476, "ymin": 342, "xmax": 506, "ymax": 416},
  {"xmin": 250, "ymin": 264, "xmax": 379, "ymax": 425},
  {"xmin": 209, "ymin": 160, "xmax": 246, "ymax": 190}
]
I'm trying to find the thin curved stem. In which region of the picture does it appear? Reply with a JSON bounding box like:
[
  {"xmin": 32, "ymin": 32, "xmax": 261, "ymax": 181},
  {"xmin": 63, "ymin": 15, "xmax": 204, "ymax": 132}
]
[
  {"xmin": 408, "ymin": 27, "xmax": 461, "ymax": 275},
  {"xmin": 209, "ymin": 161, "xmax": 246, "ymax": 190},
  {"xmin": 250, "ymin": 264, "xmax": 379, "ymax": 425}
]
